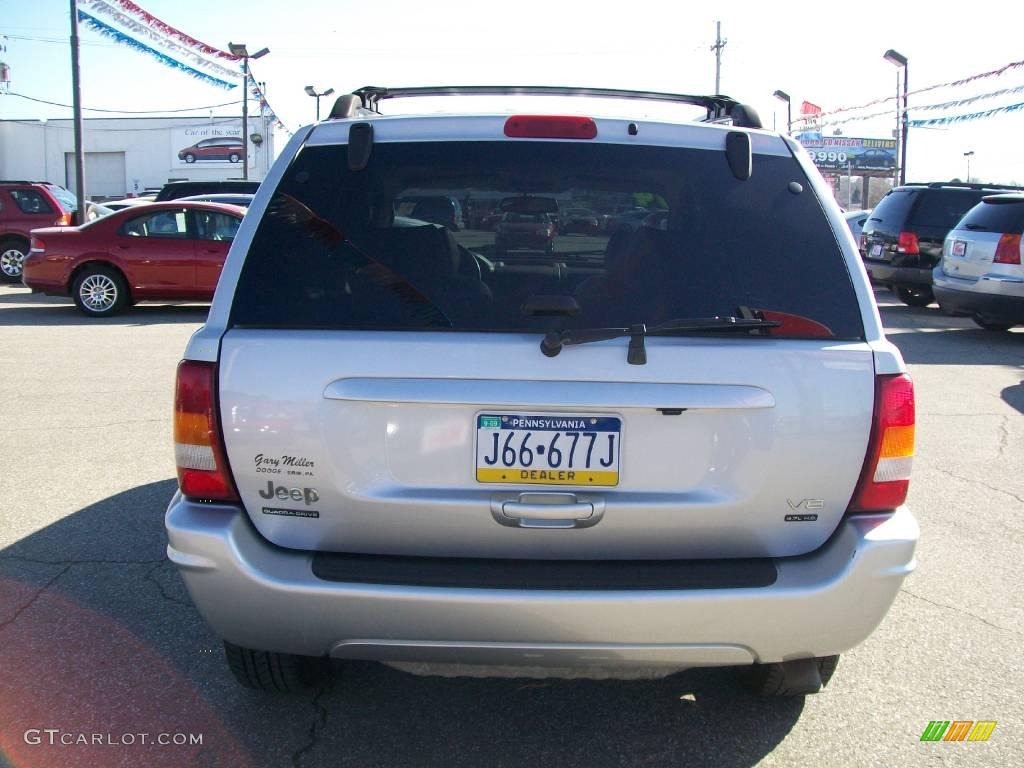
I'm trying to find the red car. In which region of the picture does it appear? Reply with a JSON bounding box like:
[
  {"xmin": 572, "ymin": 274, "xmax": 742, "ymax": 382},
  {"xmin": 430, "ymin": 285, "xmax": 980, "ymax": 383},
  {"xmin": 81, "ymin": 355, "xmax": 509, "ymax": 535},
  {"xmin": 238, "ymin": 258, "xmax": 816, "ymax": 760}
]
[
  {"xmin": 177, "ymin": 137, "xmax": 246, "ymax": 164},
  {"xmin": 23, "ymin": 201, "xmax": 244, "ymax": 317},
  {"xmin": 1, "ymin": 180, "xmax": 75, "ymax": 282}
]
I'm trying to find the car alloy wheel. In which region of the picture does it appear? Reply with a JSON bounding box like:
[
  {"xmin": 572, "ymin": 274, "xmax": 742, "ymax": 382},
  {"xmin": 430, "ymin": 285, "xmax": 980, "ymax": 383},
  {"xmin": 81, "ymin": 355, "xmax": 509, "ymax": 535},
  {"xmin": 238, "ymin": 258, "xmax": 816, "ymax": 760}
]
[
  {"xmin": 229, "ymin": 153, "xmax": 241, "ymax": 163},
  {"xmin": 1, "ymin": 246, "xmax": 26, "ymax": 279},
  {"xmin": 79, "ymin": 273, "xmax": 119, "ymax": 313},
  {"xmin": 184, "ymin": 153, "xmax": 196, "ymax": 163}
]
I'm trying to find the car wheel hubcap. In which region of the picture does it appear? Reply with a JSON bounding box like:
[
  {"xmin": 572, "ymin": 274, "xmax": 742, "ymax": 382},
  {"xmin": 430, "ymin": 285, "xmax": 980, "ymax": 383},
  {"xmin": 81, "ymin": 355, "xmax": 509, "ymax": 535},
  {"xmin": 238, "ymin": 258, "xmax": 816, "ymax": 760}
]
[
  {"xmin": 1, "ymin": 248, "xmax": 25, "ymax": 277},
  {"xmin": 80, "ymin": 274, "xmax": 117, "ymax": 312}
]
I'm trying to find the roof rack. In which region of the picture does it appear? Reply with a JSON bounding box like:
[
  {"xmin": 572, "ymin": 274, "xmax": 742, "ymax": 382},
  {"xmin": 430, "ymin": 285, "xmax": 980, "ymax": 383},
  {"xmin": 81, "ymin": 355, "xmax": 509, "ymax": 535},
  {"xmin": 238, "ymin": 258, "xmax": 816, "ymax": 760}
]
[
  {"xmin": 330, "ymin": 86, "xmax": 761, "ymax": 128},
  {"xmin": 921, "ymin": 181, "xmax": 1024, "ymax": 191}
]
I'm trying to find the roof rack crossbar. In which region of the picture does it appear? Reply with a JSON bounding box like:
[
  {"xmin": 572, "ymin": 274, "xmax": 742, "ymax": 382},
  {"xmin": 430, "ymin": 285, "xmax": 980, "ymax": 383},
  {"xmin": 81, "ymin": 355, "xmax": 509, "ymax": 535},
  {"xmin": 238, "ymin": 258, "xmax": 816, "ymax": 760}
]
[{"xmin": 350, "ymin": 85, "xmax": 742, "ymax": 122}]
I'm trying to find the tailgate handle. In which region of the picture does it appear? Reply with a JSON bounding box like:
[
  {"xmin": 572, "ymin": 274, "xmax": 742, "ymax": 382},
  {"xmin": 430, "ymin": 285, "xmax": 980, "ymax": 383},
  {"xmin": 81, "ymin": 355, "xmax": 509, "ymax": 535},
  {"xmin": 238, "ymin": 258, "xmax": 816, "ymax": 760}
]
[{"xmin": 492, "ymin": 493, "xmax": 604, "ymax": 529}]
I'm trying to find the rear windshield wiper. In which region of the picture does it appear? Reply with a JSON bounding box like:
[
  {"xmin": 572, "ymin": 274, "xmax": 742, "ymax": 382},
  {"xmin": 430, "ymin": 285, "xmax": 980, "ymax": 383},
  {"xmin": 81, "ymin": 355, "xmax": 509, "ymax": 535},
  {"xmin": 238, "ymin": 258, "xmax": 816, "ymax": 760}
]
[{"xmin": 541, "ymin": 316, "xmax": 781, "ymax": 365}]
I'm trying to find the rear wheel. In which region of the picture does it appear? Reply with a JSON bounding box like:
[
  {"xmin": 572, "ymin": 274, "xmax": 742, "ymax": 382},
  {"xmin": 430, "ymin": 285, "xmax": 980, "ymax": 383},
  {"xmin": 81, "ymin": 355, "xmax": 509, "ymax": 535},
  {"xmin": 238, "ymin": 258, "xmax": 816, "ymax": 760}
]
[
  {"xmin": 229, "ymin": 152, "xmax": 241, "ymax": 163},
  {"xmin": 183, "ymin": 153, "xmax": 196, "ymax": 164},
  {"xmin": 224, "ymin": 641, "xmax": 326, "ymax": 692},
  {"xmin": 896, "ymin": 286, "xmax": 934, "ymax": 307},
  {"xmin": 0, "ymin": 237, "xmax": 29, "ymax": 282},
  {"xmin": 747, "ymin": 655, "xmax": 840, "ymax": 697},
  {"xmin": 72, "ymin": 264, "xmax": 129, "ymax": 317},
  {"xmin": 972, "ymin": 316, "xmax": 1013, "ymax": 332}
]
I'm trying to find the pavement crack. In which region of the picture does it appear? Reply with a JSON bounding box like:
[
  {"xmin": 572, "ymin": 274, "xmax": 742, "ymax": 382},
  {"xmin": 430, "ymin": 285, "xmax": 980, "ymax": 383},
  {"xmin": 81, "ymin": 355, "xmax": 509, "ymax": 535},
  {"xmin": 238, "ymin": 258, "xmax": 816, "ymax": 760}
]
[
  {"xmin": 0, "ymin": 555, "xmax": 166, "ymax": 567},
  {"xmin": 144, "ymin": 561, "xmax": 192, "ymax": 608},
  {"xmin": 932, "ymin": 468, "xmax": 1024, "ymax": 506},
  {"xmin": 291, "ymin": 678, "xmax": 332, "ymax": 768},
  {"xmin": 0, "ymin": 418, "xmax": 166, "ymax": 433},
  {"xmin": 0, "ymin": 565, "xmax": 71, "ymax": 632},
  {"xmin": 998, "ymin": 415, "xmax": 1011, "ymax": 459},
  {"xmin": 900, "ymin": 588, "xmax": 1023, "ymax": 638}
]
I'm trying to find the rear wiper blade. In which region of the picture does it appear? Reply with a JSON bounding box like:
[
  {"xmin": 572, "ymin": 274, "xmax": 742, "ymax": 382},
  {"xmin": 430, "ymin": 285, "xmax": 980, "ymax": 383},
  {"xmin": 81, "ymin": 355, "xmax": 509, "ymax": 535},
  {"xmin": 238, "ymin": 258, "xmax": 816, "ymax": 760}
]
[
  {"xmin": 964, "ymin": 223, "xmax": 989, "ymax": 230},
  {"xmin": 540, "ymin": 316, "xmax": 781, "ymax": 365}
]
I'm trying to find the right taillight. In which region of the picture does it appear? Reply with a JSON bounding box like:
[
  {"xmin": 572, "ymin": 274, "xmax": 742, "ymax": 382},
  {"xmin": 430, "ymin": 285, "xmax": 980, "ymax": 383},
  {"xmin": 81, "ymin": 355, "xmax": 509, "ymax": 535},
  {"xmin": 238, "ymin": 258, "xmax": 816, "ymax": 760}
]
[
  {"xmin": 897, "ymin": 231, "xmax": 919, "ymax": 254},
  {"xmin": 994, "ymin": 233, "xmax": 1022, "ymax": 264},
  {"xmin": 174, "ymin": 360, "xmax": 238, "ymax": 502},
  {"xmin": 849, "ymin": 374, "xmax": 915, "ymax": 513}
]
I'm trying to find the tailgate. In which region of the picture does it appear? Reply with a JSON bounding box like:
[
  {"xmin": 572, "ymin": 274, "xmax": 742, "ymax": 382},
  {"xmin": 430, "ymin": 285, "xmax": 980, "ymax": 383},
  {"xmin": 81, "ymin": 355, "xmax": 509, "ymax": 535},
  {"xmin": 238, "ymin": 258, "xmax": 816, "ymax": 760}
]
[{"xmin": 219, "ymin": 330, "xmax": 875, "ymax": 559}]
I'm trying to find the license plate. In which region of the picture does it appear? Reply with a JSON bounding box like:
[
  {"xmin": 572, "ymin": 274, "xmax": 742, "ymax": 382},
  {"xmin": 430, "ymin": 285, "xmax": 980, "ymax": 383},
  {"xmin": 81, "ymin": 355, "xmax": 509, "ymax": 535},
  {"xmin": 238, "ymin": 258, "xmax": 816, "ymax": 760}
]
[
  {"xmin": 476, "ymin": 413, "xmax": 621, "ymax": 486},
  {"xmin": 951, "ymin": 240, "xmax": 967, "ymax": 257},
  {"xmin": 870, "ymin": 244, "xmax": 882, "ymax": 257}
]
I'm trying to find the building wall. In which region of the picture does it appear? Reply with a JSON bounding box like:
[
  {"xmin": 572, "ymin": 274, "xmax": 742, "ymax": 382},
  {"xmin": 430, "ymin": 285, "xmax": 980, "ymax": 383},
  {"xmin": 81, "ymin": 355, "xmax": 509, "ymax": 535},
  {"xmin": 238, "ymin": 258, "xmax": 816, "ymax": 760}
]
[{"xmin": 0, "ymin": 116, "xmax": 275, "ymax": 198}]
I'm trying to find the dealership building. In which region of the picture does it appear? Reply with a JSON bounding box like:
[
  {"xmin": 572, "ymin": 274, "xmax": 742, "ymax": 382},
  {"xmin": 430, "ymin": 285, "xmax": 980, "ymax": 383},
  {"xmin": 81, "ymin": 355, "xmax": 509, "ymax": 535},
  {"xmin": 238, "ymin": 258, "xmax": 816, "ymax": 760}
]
[{"xmin": 0, "ymin": 115, "xmax": 276, "ymax": 199}]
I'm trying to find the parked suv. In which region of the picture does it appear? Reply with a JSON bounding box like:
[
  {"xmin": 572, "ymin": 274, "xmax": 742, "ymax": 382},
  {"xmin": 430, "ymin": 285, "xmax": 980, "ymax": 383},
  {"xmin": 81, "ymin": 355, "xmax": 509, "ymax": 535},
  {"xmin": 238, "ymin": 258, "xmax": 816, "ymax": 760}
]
[
  {"xmin": 861, "ymin": 181, "xmax": 1023, "ymax": 306},
  {"xmin": 0, "ymin": 180, "xmax": 75, "ymax": 282},
  {"xmin": 166, "ymin": 86, "xmax": 918, "ymax": 698},
  {"xmin": 933, "ymin": 193, "xmax": 1024, "ymax": 330},
  {"xmin": 154, "ymin": 180, "xmax": 260, "ymax": 202}
]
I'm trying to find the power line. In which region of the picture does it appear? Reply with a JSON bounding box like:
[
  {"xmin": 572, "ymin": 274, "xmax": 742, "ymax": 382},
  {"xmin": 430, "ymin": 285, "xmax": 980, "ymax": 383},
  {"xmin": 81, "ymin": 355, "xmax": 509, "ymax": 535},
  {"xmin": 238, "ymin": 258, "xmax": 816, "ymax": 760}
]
[{"xmin": 2, "ymin": 91, "xmax": 242, "ymax": 114}]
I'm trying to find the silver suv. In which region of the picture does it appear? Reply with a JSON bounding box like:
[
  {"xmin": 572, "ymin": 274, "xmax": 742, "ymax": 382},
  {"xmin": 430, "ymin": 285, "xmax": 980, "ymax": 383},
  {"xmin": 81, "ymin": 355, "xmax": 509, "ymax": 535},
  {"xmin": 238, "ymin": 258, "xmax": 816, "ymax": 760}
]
[{"xmin": 166, "ymin": 86, "xmax": 918, "ymax": 696}]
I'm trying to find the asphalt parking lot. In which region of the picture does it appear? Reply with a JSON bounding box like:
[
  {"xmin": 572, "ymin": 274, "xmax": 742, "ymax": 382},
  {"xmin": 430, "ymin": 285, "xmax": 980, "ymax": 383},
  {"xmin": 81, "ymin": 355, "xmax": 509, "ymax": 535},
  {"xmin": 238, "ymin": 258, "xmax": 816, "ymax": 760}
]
[{"xmin": 0, "ymin": 285, "xmax": 1021, "ymax": 768}]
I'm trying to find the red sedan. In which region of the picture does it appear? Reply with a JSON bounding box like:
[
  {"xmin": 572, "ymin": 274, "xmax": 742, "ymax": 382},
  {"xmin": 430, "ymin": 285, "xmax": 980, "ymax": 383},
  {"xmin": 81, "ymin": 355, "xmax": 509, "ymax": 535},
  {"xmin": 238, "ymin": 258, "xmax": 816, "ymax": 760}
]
[{"xmin": 23, "ymin": 201, "xmax": 244, "ymax": 317}]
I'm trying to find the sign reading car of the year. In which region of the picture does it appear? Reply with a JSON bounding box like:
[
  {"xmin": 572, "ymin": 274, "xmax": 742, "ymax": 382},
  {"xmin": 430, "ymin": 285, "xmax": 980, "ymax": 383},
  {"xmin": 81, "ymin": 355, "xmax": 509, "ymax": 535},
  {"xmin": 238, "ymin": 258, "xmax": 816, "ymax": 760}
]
[{"xmin": 475, "ymin": 413, "xmax": 621, "ymax": 486}]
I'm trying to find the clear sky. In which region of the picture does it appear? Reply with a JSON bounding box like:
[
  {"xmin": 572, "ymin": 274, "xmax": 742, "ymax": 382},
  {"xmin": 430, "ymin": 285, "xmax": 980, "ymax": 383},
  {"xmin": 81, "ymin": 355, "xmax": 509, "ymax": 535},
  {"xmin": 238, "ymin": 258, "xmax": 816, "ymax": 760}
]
[{"xmin": 2, "ymin": 0, "xmax": 1023, "ymax": 184}]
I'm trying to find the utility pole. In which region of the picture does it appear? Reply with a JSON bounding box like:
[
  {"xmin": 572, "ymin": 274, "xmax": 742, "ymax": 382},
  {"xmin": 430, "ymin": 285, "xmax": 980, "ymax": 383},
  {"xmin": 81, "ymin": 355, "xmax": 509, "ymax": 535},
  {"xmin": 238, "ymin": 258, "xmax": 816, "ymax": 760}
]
[
  {"xmin": 69, "ymin": 0, "xmax": 86, "ymax": 223},
  {"xmin": 711, "ymin": 21, "xmax": 727, "ymax": 94}
]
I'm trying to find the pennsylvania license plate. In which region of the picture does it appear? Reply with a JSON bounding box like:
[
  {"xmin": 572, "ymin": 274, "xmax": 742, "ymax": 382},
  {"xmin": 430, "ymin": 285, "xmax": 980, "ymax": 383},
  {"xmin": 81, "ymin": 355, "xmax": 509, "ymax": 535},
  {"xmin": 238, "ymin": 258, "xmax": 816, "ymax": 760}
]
[
  {"xmin": 951, "ymin": 240, "xmax": 967, "ymax": 257},
  {"xmin": 870, "ymin": 244, "xmax": 882, "ymax": 257},
  {"xmin": 475, "ymin": 413, "xmax": 621, "ymax": 486}
]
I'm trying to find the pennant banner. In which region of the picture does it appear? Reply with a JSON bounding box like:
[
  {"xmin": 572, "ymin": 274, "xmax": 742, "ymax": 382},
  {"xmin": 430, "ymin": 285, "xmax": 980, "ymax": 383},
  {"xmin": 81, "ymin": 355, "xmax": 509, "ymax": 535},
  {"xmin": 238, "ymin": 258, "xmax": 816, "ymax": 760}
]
[
  {"xmin": 98, "ymin": 0, "xmax": 238, "ymax": 61},
  {"xmin": 82, "ymin": 0, "xmax": 239, "ymax": 82},
  {"xmin": 814, "ymin": 57, "xmax": 1024, "ymax": 119},
  {"xmin": 78, "ymin": 10, "xmax": 236, "ymax": 89},
  {"xmin": 246, "ymin": 67, "xmax": 292, "ymax": 136},
  {"xmin": 909, "ymin": 100, "xmax": 1024, "ymax": 128},
  {"xmin": 815, "ymin": 83, "xmax": 1024, "ymax": 128}
]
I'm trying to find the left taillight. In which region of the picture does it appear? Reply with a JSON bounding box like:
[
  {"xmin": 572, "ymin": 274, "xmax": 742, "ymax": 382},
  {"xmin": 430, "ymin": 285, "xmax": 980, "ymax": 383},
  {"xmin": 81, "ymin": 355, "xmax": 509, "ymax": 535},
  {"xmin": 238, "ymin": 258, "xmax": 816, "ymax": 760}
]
[
  {"xmin": 848, "ymin": 373, "xmax": 915, "ymax": 513},
  {"xmin": 29, "ymin": 235, "xmax": 45, "ymax": 253},
  {"xmin": 174, "ymin": 360, "xmax": 239, "ymax": 502}
]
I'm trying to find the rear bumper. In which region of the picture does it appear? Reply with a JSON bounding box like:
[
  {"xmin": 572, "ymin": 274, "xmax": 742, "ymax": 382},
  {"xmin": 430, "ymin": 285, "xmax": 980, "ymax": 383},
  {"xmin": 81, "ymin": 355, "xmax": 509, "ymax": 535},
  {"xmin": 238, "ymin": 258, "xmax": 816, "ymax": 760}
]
[
  {"xmin": 933, "ymin": 269, "xmax": 1024, "ymax": 323},
  {"xmin": 863, "ymin": 259, "xmax": 933, "ymax": 288},
  {"xmin": 166, "ymin": 494, "xmax": 918, "ymax": 668}
]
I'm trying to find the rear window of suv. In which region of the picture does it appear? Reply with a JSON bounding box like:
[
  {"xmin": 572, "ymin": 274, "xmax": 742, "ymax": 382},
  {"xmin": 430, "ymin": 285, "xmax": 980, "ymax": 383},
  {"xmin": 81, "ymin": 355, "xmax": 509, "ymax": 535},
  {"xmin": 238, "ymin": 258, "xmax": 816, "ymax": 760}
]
[
  {"xmin": 958, "ymin": 198, "xmax": 1024, "ymax": 233},
  {"xmin": 910, "ymin": 189, "xmax": 988, "ymax": 229},
  {"xmin": 230, "ymin": 140, "xmax": 864, "ymax": 338}
]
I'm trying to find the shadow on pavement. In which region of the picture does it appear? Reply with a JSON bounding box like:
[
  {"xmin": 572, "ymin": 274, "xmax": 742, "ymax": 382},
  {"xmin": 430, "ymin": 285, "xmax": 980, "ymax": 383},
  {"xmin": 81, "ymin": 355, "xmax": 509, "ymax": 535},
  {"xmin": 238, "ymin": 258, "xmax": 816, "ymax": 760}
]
[
  {"xmin": 0, "ymin": 480, "xmax": 805, "ymax": 768},
  {"xmin": 0, "ymin": 289, "xmax": 208, "ymax": 327},
  {"xmin": 879, "ymin": 307, "xmax": 1024, "ymax": 366},
  {"xmin": 1002, "ymin": 381, "xmax": 1024, "ymax": 415}
]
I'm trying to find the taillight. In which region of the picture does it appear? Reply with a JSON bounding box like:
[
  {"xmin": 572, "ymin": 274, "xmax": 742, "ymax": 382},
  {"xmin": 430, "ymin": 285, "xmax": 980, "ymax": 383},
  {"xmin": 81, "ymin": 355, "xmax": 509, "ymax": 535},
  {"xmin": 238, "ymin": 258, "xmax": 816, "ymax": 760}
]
[
  {"xmin": 849, "ymin": 374, "xmax": 914, "ymax": 512},
  {"xmin": 504, "ymin": 115, "xmax": 597, "ymax": 139},
  {"xmin": 993, "ymin": 233, "xmax": 1022, "ymax": 265},
  {"xmin": 30, "ymin": 236, "xmax": 45, "ymax": 253},
  {"xmin": 174, "ymin": 360, "xmax": 238, "ymax": 502},
  {"xmin": 897, "ymin": 231, "xmax": 919, "ymax": 254},
  {"xmin": 55, "ymin": 213, "xmax": 72, "ymax": 226}
]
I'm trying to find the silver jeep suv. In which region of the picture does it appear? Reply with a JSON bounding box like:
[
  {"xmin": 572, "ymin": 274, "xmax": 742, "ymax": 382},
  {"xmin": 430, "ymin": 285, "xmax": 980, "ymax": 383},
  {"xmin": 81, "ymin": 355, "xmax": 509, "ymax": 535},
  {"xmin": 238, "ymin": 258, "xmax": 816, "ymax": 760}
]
[{"xmin": 166, "ymin": 86, "xmax": 918, "ymax": 696}]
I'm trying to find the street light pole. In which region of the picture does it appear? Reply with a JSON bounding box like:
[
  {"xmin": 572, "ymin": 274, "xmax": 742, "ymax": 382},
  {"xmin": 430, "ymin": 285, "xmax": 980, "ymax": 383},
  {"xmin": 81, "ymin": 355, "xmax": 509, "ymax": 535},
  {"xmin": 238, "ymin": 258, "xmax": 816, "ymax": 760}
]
[
  {"xmin": 305, "ymin": 85, "xmax": 335, "ymax": 122},
  {"xmin": 884, "ymin": 49, "xmax": 909, "ymax": 186},
  {"xmin": 228, "ymin": 43, "xmax": 269, "ymax": 181},
  {"xmin": 964, "ymin": 150, "xmax": 974, "ymax": 182},
  {"xmin": 772, "ymin": 90, "xmax": 791, "ymax": 134}
]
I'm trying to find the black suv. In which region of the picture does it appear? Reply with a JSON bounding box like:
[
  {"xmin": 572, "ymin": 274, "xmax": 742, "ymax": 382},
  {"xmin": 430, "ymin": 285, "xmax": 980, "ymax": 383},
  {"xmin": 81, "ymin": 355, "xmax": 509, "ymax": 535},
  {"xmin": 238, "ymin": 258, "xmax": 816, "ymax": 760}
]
[
  {"xmin": 154, "ymin": 180, "xmax": 260, "ymax": 202},
  {"xmin": 861, "ymin": 182, "xmax": 1024, "ymax": 306}
]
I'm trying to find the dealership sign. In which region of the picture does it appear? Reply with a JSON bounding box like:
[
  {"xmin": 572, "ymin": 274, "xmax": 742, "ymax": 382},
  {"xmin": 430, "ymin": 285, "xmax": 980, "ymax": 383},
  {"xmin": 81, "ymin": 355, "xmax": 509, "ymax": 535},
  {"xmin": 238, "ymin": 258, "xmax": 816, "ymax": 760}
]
[
  {"xmin": 797, "ymin": 135, "xmax": 897, "ymax": 172},
  {"xmin": 171, "ymin": 123, "xmax": 250, "ymax": 169}
]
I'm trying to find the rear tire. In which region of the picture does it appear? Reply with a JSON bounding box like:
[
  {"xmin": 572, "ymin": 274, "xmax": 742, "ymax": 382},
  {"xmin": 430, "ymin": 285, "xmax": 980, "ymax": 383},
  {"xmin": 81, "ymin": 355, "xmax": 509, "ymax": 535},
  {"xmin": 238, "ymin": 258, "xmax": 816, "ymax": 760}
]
[
  {"xmin": 0, "ymin": 237, "xmax": 29, "ymax": 282},
  {"xmin": 972, "ymin": 316, "xmax": 1013, "ymax": 332},
  {"xmin": 896, "ymin": 286, "xmax": 934, "ymax": 307},
  {"xmin": 183, "ymin": 153, "xmax": 196, "ymax": 164},
  {"xmin": 224, "ymin": 641, "xmax": 326, "ymax": 692},
  {"xmin": 229, "ymin": 153, "xmax": 241, "ymax": 163},
  {"xmin": 71, "ymin": 264, "xmax": 129, "ymax": 317},
  {"xmin": 747, "ymin": 655, "xmax": 839, "ymax": 697}
]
